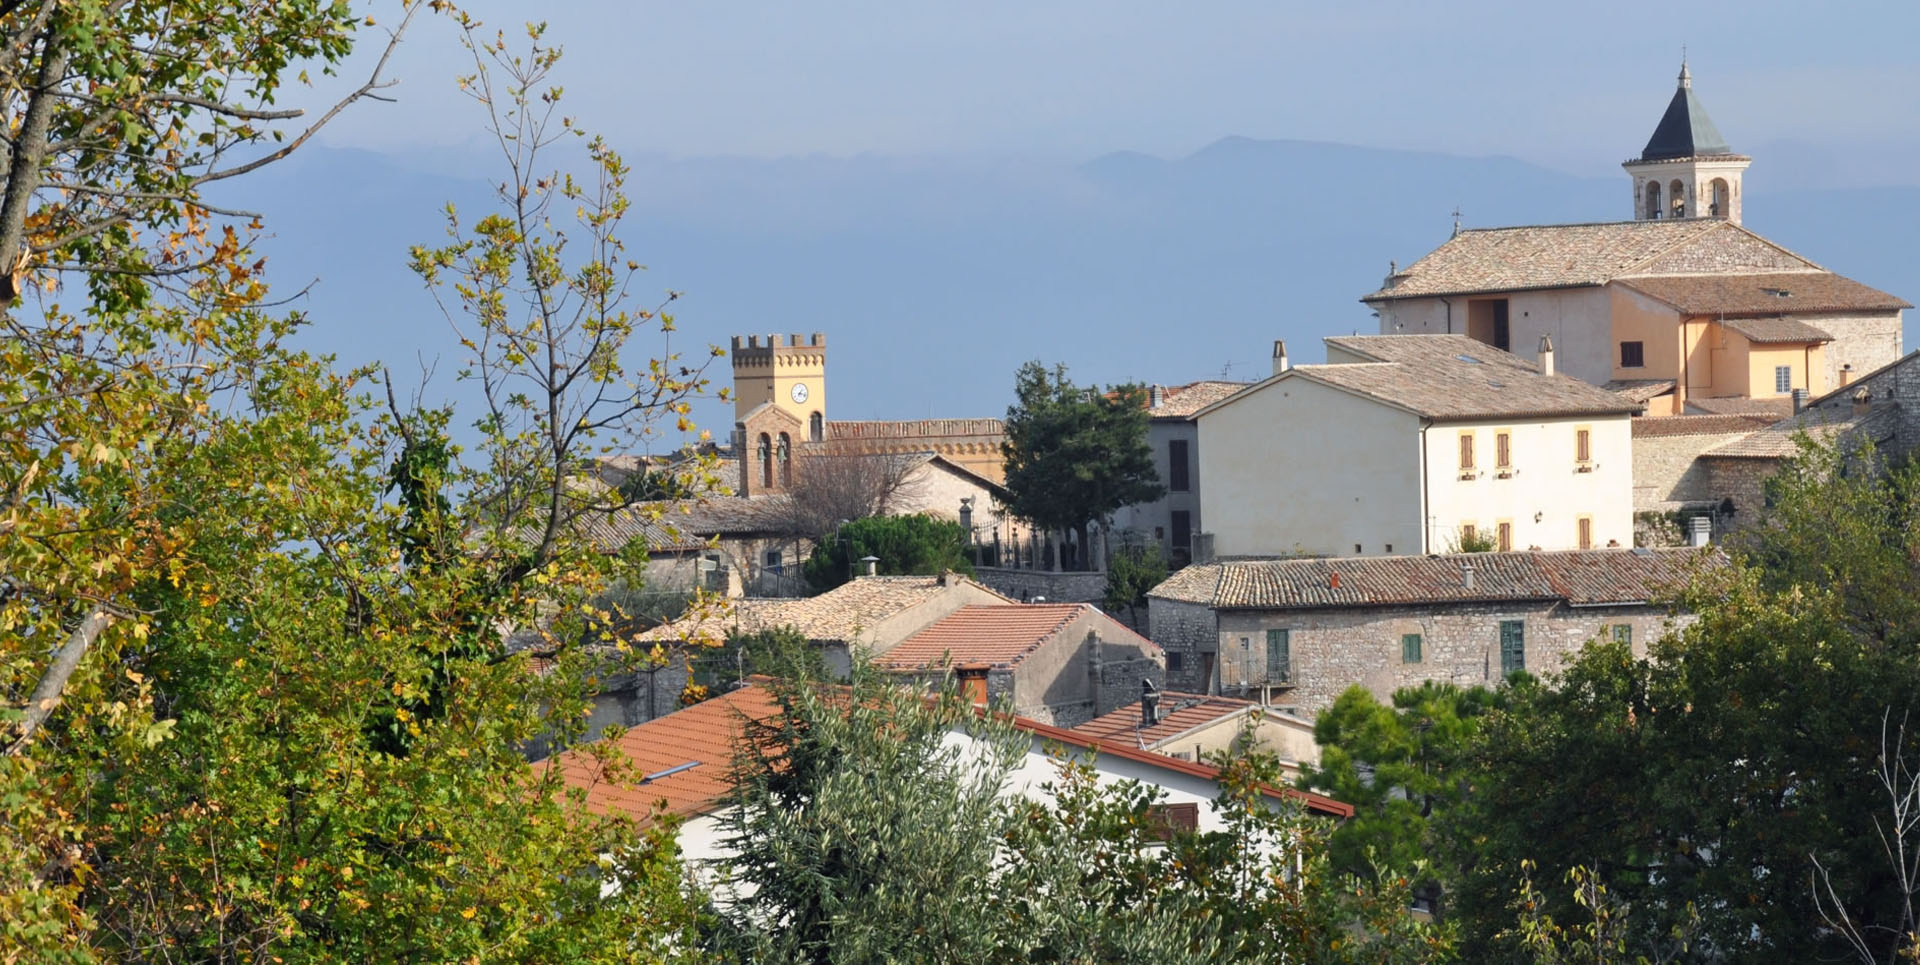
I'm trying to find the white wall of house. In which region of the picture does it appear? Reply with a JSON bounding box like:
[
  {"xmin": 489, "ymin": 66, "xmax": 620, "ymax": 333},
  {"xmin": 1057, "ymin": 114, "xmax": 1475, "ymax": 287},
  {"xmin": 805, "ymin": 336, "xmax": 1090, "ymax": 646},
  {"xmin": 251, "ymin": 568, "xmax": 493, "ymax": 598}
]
[
  {"xmin": 1422, "ymin": 415, "xmax": 1634, "ymax": 552},
  {"xmin": 1372, "ymin": 287, "xmax": 1615, "ymax": 384},
  {"xmin": 1197, "ymin": 376, "xmax": 1424, "ymax": 558}
]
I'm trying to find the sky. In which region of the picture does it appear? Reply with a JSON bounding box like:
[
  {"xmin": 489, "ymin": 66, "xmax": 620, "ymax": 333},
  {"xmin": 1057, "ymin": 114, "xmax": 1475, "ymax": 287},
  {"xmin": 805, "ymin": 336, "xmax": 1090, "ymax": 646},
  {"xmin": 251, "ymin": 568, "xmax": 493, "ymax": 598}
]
[{"xmin": 317, "ymin": 0, "xmax": 1920, "ymax": 183}]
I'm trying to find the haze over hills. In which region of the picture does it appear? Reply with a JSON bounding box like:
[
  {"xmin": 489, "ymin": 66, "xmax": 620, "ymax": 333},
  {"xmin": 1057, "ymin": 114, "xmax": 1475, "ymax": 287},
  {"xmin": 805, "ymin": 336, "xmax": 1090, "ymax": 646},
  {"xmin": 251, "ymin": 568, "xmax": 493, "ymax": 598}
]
[{"xmin": 219, "ymin": 136, "xmax": 1920, "ymax": 444}]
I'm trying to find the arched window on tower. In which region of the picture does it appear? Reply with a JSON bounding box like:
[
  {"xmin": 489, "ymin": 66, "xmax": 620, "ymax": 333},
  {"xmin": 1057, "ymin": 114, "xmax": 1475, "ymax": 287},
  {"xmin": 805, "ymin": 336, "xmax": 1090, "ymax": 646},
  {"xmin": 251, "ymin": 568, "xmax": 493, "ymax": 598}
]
[
  {"xmin": 1709, "ymin": 178, "xmax": 1730, "ymax": 219},
  {"xmin": 777, "ymin": 433, "xmax": 792, "ymax": 487},
  {"xmin": 809, "ymin": 411, "xmax": 823, "ymax": 442},
  {"xmin": 1669, "ymin": 179, "xmax": 1686, "ymax": 219},
  {"xmin": 757, "ymin": 433, "xmax": 772, "ymax": 490},
  {"xmin": 1645, "ymin": 181, "xmax": 1663, "ymax": 219}
]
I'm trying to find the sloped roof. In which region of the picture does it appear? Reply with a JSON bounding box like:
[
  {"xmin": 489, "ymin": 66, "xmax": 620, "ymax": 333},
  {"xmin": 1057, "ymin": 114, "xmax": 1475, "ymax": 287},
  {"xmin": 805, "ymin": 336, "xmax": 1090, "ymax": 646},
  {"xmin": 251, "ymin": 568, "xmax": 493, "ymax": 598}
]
[
  {"xmin": 1069, "ymin": 692, "xmax": 1256, "ymax": 749},
  {"xmin": 574, "ymin": 496, "xmax": 794, "ymax": 553},
  {"xmin": 1615, "ymin": 273, "xmax": 1908, "ymax": 318},
  {"xmin": 1150, "ymin": 548, "xmax": 1713, "ymax": 610},
  {"xmin": 1147, "ymin": 380, "xmax": 1252, "ymax": 419},
  {"xmin": 1686, "ymin": 395, "xmax": 1794, "ymax": 419},
  {"xmin": 1639, "ymin": 65, "xmax": 1735, "ymax": 161},
  {"xmin": 544, "ymin": 684, "xmax": 780, "ymax": 821},
  {"xmin": 1363, "ymin": 220, "xmax": 1727, "ymax": 300},
  {"xmin": 1630, "ymin": 413, "xmax": 1779, "ymax": 439},
  {"xmin": 1604, "ymin": 379, "xmax": 1677, "ymax": 404},
  {"xmin": 1722, "ymin": 317, "xmax": 1835, "ymax": 345},
  {"xmin": 638, "ymin": 575, "xmax": 1012, "ymax": 645},
  {"xmin": 877, "ymin": 603, "xmax": 1158, "ymax": 670},
  {"xmin": 548, "ymin": 681, "xmax": 1352, "ymax": 824},
  {"xmin": 1702, "ymin": 404, "xmax": 1900, "ymax": 459},
  {"xmin": 1256, "ymin": 335, "xmax": 1639, "ymax": 421}
]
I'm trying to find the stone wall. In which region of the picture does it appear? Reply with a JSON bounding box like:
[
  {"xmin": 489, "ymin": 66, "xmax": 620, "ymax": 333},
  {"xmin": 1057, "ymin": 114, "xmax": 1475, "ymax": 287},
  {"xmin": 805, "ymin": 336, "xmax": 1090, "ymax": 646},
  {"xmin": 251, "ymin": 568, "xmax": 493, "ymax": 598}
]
[
  {"xmin": 1148, "ymin": 596, "xmax": 1691, "ymax": 718},
  {"xmin": 1700, "ymin": 457, "xmax": 1778, "ymax": 529},
  {"xmin": 974, "ymin": 566, "xmax": 1108, "ymax": 604},
  {"xmin": 1803, "ymin": 312, "xmax": 1905, "ymax": 393},
  {"xmin": 1630, "ymin": 415, "xmax": 1771, "ymax": 512}
]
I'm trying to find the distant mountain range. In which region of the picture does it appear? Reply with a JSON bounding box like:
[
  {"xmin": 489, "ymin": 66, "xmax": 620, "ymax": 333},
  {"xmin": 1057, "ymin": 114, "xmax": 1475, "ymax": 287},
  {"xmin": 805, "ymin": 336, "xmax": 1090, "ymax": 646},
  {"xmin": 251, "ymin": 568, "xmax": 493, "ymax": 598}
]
[{"xmin": 216, "ymin": 137, "xmax": 1920, "ymax": 442}]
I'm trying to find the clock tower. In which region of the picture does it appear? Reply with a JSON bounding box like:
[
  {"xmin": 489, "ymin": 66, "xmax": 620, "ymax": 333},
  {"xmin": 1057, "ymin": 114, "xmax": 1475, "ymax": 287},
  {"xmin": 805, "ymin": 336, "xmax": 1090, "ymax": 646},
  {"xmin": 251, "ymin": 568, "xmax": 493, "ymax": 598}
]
[{"xmin": 730, "ymin": 332, "xmax": 827, "ymax": 440}]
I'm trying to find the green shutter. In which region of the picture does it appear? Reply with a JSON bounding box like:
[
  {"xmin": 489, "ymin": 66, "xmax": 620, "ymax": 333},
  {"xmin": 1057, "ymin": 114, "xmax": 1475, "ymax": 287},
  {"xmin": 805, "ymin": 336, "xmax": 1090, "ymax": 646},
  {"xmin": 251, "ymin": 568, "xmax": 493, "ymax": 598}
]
[
  {"xmin": 1499, "ymin": 621, "xmax": 1525, "ymax": 674},
  {"xmin": 1611, "ymin": 624, "xmax": 1632, "ymax": 646},
  {"xmin": 1266, "ymin": 629, "xmax": 1290, "ymax": 682},
  {"xmin": 1401, "ymin": 633, "xmax": 1423, "ymax": 664}
]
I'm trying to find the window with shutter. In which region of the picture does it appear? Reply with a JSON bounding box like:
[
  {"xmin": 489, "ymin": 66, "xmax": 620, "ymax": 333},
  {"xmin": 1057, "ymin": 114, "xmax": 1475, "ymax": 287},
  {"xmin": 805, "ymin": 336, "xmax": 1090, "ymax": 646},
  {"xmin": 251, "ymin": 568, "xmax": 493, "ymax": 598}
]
[
  {"xmin": 1266, "ymin": 629, "xmax": 1290, "ymax": 683},
  {"xmin": 1497, "ymin": 521, "xmax": 1513, "ymax": 552},
  {"xmin": 1495, "ymin": 431, "xmax": 1512, "ymax": 470},
  {"xmin": 1459, "ymin": 432, "xmax": 1475, "ymax": 471},
  {"xmin": 1401, "ymin": 633, "xmax": 1423, "ymax": 664},
  {"xmin": 1575, "ymin": 427, "xmax": 1592, "ymax": 464},
  {"xmin": 1499, "ymin": 620, "xmax": 1525, "ymax": 674}
]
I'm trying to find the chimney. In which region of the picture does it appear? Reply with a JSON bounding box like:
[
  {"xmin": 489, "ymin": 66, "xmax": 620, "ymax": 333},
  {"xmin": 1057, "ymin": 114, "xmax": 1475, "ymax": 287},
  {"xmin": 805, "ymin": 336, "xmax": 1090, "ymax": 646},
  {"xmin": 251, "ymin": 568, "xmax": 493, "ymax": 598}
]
[
  {"xmin": 1149, "ymin": 384, "xmax": 1165, "ymax": 409},
  {"xmin": 1791, "ymin": 388, "xmax": 1809, "ymax": 414},
  {"xmin": 1537, "ymin": 334, "xmax": 1555, "ymax": 377},
  {"xmin": 1461, "ymin": 561, "xmax": 1476, "ymax": 591},
  {"xmin": 1840, "ymin": 363, "xmax": 1854, "ymax": 387},
  {"xmin": 1854, "ymin": 388, "xmax": 1873, "ymax": 417},
  {"xmin": 1329, "ymin": 571, "xmax": 1340, "ymax": 590},
  {"xmin": 1273, "ymin": 340, "xmax": 1290, "ymax": 376},
  {"xmin": 859, "ymin": 555, "xmax": 880, "ymax": 577},
  {"xmin": 1140, "ymin": 678, "xmax": 1161, "ymax": 728},
  {"xmin": 1687, "ymin": 515, "xmax": 1711, "ymax": 548}
]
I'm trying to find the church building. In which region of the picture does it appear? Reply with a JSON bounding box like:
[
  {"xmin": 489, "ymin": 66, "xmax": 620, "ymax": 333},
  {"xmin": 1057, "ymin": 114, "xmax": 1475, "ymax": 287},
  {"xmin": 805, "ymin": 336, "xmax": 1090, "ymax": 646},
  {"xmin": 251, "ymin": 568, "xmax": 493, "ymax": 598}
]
[{"xmin": 1364, "ymin": 64, "xmax": 1907, "ymax": 416}]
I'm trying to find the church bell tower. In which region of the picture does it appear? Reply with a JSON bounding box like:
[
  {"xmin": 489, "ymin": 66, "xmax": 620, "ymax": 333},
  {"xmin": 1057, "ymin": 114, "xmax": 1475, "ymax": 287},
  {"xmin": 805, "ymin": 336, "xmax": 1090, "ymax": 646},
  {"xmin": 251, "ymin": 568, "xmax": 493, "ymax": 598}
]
[{"xmin": 1623, "ymin": 62, "xmax": 1750, "ymax": 224}]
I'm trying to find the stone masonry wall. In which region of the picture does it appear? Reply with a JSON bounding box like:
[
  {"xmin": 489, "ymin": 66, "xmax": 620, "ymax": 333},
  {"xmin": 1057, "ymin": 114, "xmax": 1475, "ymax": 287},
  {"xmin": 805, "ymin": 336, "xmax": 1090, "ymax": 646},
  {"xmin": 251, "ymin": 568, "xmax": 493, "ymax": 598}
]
[
  {"xmin": 1146, "ymin": 597, "xmax": 1218, "ymax": 693},
  {"xmin": 1631, "ymin": 418, "xmax": 1768, "ymax": 512},
  {"xmin": 975, "ymin": 566, "xmax": 1107, "ymax": 604}
]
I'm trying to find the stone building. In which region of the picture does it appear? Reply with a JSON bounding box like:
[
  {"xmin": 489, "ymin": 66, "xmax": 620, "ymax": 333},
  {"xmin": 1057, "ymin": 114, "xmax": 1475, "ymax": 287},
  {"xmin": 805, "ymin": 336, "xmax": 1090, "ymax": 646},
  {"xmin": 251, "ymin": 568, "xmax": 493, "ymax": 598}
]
[
  {"xmin": 1066, "ymin": 691, "xmax": 1319, "ymax": 776},
  {"xmin": 1365, "ymin": 66, "xmax": 1907, "ymax": 409},
  {"xmin": 1193, "ymin": 334, "xmax": 1638, "ymax": 558},
  {"xmin": 877, "ymin": 602, "xmax": 1163, "ymax": 728},
  {"xmin": 1109, "ymin": 377, "xmax": 1250, "ymax": 565},
  {"xmin": 1146, "ymin": 547, "xmax": 1711, "ymax": 717}
]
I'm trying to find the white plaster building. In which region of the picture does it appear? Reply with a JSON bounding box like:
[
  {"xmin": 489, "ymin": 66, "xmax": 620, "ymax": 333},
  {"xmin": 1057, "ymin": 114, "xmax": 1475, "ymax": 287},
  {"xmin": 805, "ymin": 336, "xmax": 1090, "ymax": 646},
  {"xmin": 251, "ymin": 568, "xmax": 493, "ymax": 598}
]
[
  {"xmin": 1193, "ymin": 335, "xmax": 1638, "ymax": 558},
  {"xmin": 1364, "ymin": 66, "xmax": 1907, "ymax": 410},
  {"xmin": 1109, "ymin": 379, "xmax": 1250, "ymax": 564}
]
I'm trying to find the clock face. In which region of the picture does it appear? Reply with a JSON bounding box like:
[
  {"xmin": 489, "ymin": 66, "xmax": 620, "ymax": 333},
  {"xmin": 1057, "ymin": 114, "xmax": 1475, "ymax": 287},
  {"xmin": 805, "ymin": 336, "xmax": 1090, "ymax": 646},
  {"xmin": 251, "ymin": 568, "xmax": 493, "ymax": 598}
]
[{"xmin": 790, "ymin": 382, "xmax": 810, "ymax": 404}]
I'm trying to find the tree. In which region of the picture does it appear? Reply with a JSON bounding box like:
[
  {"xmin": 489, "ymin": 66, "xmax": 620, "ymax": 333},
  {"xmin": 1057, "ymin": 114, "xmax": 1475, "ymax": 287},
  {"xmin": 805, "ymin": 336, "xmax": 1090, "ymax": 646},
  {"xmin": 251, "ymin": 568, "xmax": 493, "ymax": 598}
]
[
  {"xmin": 1304, "ymin": 681, "xmax": 1502, "ymax": 921},
  {"xmin": 774, "ymin": 450, "xmax": 929, "ymax": 540},
  {"xmin": 0, "ymin": 14, "xmax": 716, "ymax": 959},
  {"xmin": 1001, "ymin": 361, "xmax": 1162, "ymax": 571},
  {"xmin": 802, "ymin": 513, "xmax": 972, "ymax": 591},
  {"xmin": 1103, "ymin": 538, "xmax": 1168, "ymax": 624}
]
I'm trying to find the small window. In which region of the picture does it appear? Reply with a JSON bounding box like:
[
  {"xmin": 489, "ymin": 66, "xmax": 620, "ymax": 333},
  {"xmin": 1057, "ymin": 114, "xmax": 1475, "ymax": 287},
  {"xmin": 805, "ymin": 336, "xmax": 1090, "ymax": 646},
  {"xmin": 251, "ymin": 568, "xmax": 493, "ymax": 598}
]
[
  {"xmin": 1167, "ymin": 652, "xmax": 1185, "ymax": 673},
  {"xmin": 1497, "ymin": 521, "xmax": 1513, "ymax": 552},
  {"xmin": 1620, "ymin": 341, "xmax": 1645, "ymax": 368},
  {"xmin": 1401, "ymin": 633, "xmax": 1423, "ymax": 664},
  {"xmin": 1499, "ymin": 620, "xmax": 1525, "ymax": 674},
  {"xmin": 1575, "ymin": 427, "xmax": 1592, "ymax": 464},
  {"xmin": 1495, "ymin": 431, "xmax": 1512, "ymax": 470},
  {"xmin": 764, "ymin": 550, "xmax": 783, "ymax": 571},
  {"xmin": 1168, "ymin": 439, "xmax": 1190, "ymax": 492},
  {"xmin": 1144, "ymin": 802, "xmax": 1199, "ymax": 841},
  {"xmin": 1577, "ymin": 516, "xmax": 1593, "ymax": 550},
  {"xmin": 1266, "ymin": 629, "xmax": 1291, "ymax": 683},
  {"xmin": 1385, "ymin": 543, "xmax": 1393, "ymax": 553},
  {"xmin": 1461, "ymin": 523, "xmax": 1478, "ymax": 544},
  {"xmin": 1611, "ymin": 624, "xmax": 1631, "ymax": 646},
  {"xmin": 1459, "ymin": 432, "xmax": 1476, "ymax": 471},
  {"xmin": 1775, "ymin": 365, "xmax": 1793, "ymax": 394}
]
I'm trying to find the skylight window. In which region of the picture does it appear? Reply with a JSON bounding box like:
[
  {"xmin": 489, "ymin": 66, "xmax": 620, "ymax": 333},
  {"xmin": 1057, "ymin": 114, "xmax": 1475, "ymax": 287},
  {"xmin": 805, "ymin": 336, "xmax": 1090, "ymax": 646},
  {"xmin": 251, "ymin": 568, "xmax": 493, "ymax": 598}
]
[{"xmin": 1456, "ymin": 354, "xmax": 1483, "ymax": 364}]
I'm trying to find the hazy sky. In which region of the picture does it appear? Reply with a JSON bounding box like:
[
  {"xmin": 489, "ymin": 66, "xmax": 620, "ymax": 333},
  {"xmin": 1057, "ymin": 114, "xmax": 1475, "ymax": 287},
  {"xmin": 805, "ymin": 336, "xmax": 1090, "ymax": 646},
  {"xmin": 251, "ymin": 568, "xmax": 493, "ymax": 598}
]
[{"xmin": 319, "ymin": 0, "xmax": 1920, "ymax": 179}]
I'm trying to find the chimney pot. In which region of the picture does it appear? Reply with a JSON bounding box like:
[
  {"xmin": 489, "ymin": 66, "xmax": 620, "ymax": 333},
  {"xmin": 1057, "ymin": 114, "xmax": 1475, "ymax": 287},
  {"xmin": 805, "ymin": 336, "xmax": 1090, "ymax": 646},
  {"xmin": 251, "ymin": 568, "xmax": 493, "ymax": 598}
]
[
  {"xmin": 859, "ymin": 555, "xmax": 880, "ymax": 577},
  {"xmin": 1854, "ymin": 388, "xmax": 1873, "ymax": 417},
  {"xmin": 1273, "ymin": 340, "xmax": 1290, "ymax": 375},
  {"xmin": 1792, "ymin": 388, "xmax": 1809, "ymax": 414},
  {"xmin": 1462, "ymin": 562, "xmax": 1476, "ymax": 591},
  {"xmin": 1149, "ymin": 384, "xmax": 1165, "ymax": 409},
  {"xmin": 1538, "ymin": 334, "xmax": 1556, "ymax": 377},
  {"xmin": 1688, "ymin": 515, "xmax": 1712, "ymax": 547},
  {"xmin": 1141, "ymin": 678, "xmax": 1160, "ymax": 727},
  {"xmin": 1840, "ymin": 363, "xmax": 1854, "ymax": 387},
  {"xmin": 1329, "ymin": 571, "xmax": 1340, "ymax": 589}
]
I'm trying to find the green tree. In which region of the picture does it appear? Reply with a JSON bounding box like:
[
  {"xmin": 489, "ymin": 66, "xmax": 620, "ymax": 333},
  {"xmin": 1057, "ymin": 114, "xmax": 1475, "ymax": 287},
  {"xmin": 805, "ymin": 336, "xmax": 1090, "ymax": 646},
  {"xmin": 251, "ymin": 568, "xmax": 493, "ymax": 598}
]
[
  {"xmin": 1001, "ymin": 362, "xmax": 1162, "ymax": 571},
  {"xmin": 0, "ymin": 14, "xmax": 715, "ymax": 959},
  {"xmin": 1304, "ymin": 681, "xmax": 1501, "ymax": 921},
  {"xmin": 1103, "ymin": 538, "xmax": 1169, "ymax": 624},
  {"xmin": 802, "ymin": 513, "xmax": 972, "ymax": 591}
]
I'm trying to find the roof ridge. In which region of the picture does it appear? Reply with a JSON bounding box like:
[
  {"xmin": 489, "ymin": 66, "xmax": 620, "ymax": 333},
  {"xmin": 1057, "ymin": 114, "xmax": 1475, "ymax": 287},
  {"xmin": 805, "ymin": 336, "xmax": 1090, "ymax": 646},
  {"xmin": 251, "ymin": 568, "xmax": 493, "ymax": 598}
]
[{"xmin": 1616, "ymin": 219, "xmax": 1728, "ymax": 277}]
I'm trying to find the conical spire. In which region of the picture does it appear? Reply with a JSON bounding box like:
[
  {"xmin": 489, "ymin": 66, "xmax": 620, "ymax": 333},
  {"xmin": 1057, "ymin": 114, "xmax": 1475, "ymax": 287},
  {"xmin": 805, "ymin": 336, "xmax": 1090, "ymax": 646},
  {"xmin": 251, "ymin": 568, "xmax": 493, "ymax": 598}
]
[{"xmin": 1639, "ymin": 61, "xmax": 1731, "ymax": 161}]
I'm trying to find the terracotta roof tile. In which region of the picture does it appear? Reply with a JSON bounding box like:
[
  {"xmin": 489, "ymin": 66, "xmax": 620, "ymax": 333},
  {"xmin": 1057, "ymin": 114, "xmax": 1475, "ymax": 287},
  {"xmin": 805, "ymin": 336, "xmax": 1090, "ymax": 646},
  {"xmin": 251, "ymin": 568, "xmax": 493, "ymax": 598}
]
[
  {"xmin": 1271, "ymin": 336, "xmax": 1641, "ymax": 420},
  {"xmin": 1150, "ymin": 548, "xmax": 1714, "ymax": 609},
  {"xmin": 1605, "ymin": 379, "xmax": 1677, "ymax": 403},
  {"xmin": 1721, "ymin": 316, "xmax": 1835, "ymax": 344},
  {"xmin": 1363, "ymin": 220, "xmax": 1728, "ymax": 300},
  {"xmin": 1069, "ymin": 692, "xmax": 1254, "ymax": 748},
  {"xmin": 639, "ymin": 575, "xmax": 1011, "ymax": 645},
  {"xmin": 1147, "ymin": 381, "xmax": 1252, "ymax": 419},
  {"xmin": 542, "ymin": 684, "xmax": 779, "ymax": 821},
  {"xmin": 1702, "ymin": 405, "xmax": 1900, "ymax": 459},
  {"xmin": 1615, "ymin": 272, "xmax": 1909, "ymax": 317},
  {"xmin": 1631, "ymin": 413, "xmax": 1778, "ymax": 438},
  {"xmin": 878, "ymin": 603, "xmax": 1095, "ymax": 670},
  {"xmin": 1686, "ymin": 396, "xmax": 1794, "ymax": 419}
]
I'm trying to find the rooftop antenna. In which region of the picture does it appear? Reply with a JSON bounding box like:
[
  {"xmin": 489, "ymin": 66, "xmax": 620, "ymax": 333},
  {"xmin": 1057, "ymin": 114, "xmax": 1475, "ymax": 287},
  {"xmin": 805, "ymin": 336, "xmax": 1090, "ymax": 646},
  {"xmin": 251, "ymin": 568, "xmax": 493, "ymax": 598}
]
[
  {"xmin": 1451, "ymin": 205, "xmax": 1463, "ymax": 237},
  {"xmin": 1219, "ymin": 360, "xmax": 1234, "ymax": 379}
]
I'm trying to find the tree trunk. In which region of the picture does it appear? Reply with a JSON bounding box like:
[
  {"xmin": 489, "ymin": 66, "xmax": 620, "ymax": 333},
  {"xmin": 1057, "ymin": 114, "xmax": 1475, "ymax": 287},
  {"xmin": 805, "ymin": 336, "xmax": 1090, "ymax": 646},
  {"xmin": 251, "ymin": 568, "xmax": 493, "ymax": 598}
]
[
  {"xmin": 6, "ymin": 607, "xmax": 112, "ymax": 756},
  {"xmin": 0, "ymin": 23, "xmax": 69, "ymax": 306}
]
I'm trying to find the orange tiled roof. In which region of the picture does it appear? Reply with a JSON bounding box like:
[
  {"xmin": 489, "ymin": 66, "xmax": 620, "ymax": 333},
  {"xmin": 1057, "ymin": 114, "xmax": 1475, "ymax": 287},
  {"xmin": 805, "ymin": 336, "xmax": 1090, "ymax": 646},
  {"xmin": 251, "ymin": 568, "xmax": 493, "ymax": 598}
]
[
  {"xmin": 1069, "ymin": 692, "xmax": 1255, "ymax": 748},
  {"xmin": 877, "ymin": 604, "xmax": 1091, "ymax": 670},
  {"xmin": 543, "ymin": 684, "xmax": 779, "ymax": 821},
  {"xmin": 548, "ymin": 681, "xmax": 1352, "ymax": 823}
]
